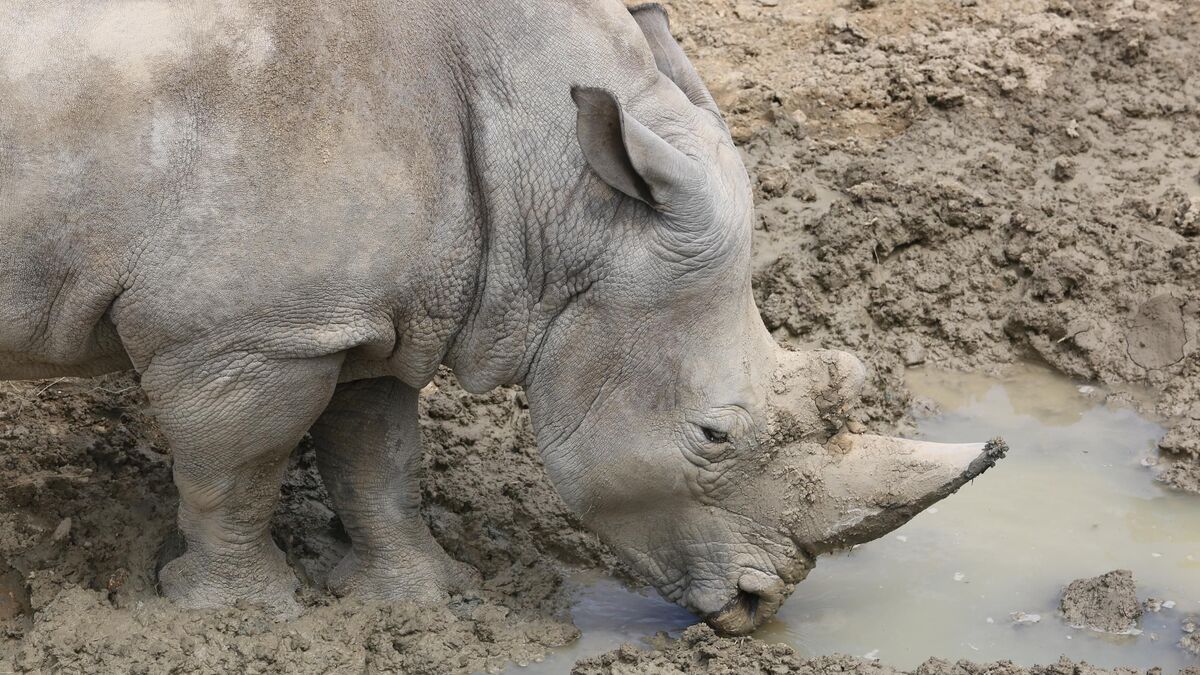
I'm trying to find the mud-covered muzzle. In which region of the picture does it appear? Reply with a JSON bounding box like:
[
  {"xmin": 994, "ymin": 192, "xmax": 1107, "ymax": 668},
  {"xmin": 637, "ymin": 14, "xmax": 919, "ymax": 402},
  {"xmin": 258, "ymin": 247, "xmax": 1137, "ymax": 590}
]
[
  {"xmin": 768, "ymin": 347, "xmax": 1008, "ymax": 554},
  {"xmin": 703, "ymin": 568, "xmax": 795, "ymax": 635},
  {"xmin": 700, "ymin": 435, "xmax": 1007, "ymax": 636}
]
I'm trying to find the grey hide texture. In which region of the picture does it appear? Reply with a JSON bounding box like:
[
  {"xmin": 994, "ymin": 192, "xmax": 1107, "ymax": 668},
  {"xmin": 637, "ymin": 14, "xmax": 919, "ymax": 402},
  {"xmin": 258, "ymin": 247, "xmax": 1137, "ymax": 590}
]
[{"xmin": 0, "ymin": 0, "xmax": 1002, "ymax": 633}]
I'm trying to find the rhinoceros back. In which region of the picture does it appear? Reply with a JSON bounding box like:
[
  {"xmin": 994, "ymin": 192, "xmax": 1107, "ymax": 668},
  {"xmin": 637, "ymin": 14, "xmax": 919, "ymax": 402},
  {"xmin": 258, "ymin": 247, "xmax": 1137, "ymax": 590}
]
[{"xmin": 0, "ymin": 0, "xmax": 461, "ymax": 378}]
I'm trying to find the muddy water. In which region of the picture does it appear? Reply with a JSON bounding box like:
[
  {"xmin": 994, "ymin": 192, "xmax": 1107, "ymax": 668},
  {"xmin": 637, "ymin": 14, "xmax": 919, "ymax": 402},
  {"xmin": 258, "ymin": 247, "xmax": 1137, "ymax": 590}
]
[{"xmin": 514, "ymin": 365, "xmax": 1200, "ymax": 673}]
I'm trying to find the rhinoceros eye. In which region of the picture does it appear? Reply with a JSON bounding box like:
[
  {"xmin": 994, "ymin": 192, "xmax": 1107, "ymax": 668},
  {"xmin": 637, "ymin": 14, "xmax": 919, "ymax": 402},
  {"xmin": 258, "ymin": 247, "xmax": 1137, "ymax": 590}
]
[{"xmin": 701, "ymin": 427, "xmax": 729, "ymax": 444}]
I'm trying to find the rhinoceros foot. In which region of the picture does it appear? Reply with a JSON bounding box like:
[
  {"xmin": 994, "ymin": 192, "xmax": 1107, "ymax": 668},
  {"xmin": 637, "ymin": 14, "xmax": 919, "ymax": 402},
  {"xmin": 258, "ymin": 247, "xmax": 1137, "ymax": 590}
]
[
  {"xmin": 158, "ymin": 543, "xmax": 301, "ymax": 619},
  {"xmin": 326, "ymin": 547, "xmax": 480, "ymax": 604}
]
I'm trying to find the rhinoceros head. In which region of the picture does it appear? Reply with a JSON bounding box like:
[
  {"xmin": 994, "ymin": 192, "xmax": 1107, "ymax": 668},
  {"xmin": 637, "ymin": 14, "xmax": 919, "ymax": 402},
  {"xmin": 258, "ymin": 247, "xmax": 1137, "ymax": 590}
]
[{"xmin": 519, "ymin": 4, "xmax": 1005, "ymax": 635}]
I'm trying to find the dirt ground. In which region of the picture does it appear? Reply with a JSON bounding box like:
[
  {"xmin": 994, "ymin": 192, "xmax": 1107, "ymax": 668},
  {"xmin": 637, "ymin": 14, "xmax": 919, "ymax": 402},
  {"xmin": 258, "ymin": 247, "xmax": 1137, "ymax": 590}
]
[
  {"xmin": 1, "ymin": 0, "xmax": 1198, "ymax": 672},
  {"xmin": 571, "ymin": 624, "xmax": 1200, "ymax": 675}
]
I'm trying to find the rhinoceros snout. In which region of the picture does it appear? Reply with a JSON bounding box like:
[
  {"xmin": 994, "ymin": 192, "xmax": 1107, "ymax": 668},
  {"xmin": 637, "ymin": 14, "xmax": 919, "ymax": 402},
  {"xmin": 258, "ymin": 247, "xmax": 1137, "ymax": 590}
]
[{"xmin": 704, "ymin": 570, "xmax": 790, "ymax": 636}]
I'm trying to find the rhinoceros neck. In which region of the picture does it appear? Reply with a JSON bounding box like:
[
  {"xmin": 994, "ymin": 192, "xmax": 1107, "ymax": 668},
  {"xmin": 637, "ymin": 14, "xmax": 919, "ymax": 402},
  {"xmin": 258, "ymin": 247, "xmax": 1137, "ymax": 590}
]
[{"xmin": 438, "ymin": 0, "xmax": 664, "ymax": 393}]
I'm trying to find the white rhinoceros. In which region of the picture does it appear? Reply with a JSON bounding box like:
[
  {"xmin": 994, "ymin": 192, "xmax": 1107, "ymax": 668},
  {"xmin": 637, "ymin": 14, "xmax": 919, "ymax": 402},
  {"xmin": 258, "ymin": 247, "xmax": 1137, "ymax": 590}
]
[{"xmin": 0, "ymin": 0, "xmax": 1003, "ymax": 633}]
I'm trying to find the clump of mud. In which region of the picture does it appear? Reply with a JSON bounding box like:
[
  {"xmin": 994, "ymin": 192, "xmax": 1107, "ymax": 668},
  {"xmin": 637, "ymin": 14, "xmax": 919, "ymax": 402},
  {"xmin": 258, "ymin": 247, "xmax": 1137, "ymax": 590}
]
[
  {"xmin": 1060, "ymin": 570, "xmax": 1142, "ymax": 634},
  {"xmin": 1156, "ymin": 420, "xmax": 1200, "ymax": 493},
  {"xmin": 0, "ymin": 563, "xmax": 29, "ymax": 620},
  {"xmin": 571, "ymin": 623, "xmax": 1167, "ymax": 675},
  {"xmin": 1182, "ymin": 617, "xmax": 1200, "ymax": 658}
]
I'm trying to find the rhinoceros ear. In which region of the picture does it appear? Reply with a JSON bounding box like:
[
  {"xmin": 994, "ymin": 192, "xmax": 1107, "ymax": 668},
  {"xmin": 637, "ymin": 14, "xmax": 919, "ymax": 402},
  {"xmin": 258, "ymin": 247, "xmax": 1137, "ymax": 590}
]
[
  {"xmin": 628, "ymin": 3, "xmax": 721, "ymax": 118},
  {"xmin": 570, "ymin": 86, "xmax": 701, "ymax": 211}
]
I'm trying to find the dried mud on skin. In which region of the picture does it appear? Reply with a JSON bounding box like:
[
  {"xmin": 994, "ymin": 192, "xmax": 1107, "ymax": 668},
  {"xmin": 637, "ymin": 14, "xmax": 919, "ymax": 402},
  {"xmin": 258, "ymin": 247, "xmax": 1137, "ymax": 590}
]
[{"xmin": 2, "ymin": 0, "xmax": 1200, "ymax": 672}]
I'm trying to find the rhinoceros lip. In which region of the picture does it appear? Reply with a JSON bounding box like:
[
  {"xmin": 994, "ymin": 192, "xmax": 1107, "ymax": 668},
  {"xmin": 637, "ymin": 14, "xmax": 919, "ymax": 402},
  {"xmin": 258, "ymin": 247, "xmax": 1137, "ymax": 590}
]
[
  {"xmin": 705, "ymin": 589, "xmax": 778, "ymax": 636},
  {"xmin": 706, "ymin": 592, "xmax": 760, "ymax": 635},
  {"xmin": 704, "ymin": 572, "xmax": 790, "ymax": 636}
]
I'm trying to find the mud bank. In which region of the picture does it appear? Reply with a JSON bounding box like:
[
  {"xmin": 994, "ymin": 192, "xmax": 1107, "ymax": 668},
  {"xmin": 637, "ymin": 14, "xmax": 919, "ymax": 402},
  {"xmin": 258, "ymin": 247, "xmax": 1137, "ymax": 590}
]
[
  {"xmin": 612, "ymin": 0, "xmax": 1199, "ymax": 663},
  {"xmin": 2, "ymin": 0, "xmax": 1199, "ymax": 671},
  {"xmin": 679, "ymin": 0, "xmax": 1200, "ymax": 490},
  {"xmin": 573, "ymin": 624, "xmax": 1200, "ymax": 675},
  {"xmin": 682, "ymin": 0, "xmax": 1200, "ymax": 490}
]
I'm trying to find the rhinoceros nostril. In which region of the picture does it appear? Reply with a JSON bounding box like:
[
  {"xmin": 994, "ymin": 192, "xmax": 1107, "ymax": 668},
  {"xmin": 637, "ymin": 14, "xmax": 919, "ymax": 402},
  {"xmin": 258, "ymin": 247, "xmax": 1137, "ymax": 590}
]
[
  {"xmin": 737, "ymin": 588, "xmax": 761, "ymax": 620},
  {"xmin": 704, "ymin": 572, "xmax": 788, "ymax": 636},
  {"xmin": 705, "ymin": 589, "xmax": 763, "ymax": 636}
]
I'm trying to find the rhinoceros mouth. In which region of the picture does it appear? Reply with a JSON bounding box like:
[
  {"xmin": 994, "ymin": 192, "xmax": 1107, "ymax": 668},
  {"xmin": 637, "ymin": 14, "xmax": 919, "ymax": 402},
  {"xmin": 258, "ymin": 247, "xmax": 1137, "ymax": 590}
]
[
  {"xmin": 703, "ymin": 570, "xmax": 792, "ymax": 636},
  {"xmin": 705, "ymin": 587, "xmax": 779, "ymax": 636}
]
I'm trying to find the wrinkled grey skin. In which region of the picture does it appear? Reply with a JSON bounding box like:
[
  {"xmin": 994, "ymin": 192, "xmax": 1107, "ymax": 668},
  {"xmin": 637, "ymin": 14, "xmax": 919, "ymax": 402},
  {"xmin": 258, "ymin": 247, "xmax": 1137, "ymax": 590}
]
[{"xmin": 0, "ymin": 0, "xmax": 1004, "ymax": 633}]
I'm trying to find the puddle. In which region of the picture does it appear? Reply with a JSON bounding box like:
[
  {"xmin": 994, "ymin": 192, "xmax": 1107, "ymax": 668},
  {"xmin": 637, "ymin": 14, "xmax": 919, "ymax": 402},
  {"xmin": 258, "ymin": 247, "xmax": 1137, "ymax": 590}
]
[
  {"xmin": 509, "ymin": 365, "xmax": 1200, "ymax": 673},
  {"xmin": 754, "ymin": 365, "xmax": 1198, "ymax": 670},
  {"xmin": 505, "ymin": 574, "xmax": 697, "ymax": 673}
]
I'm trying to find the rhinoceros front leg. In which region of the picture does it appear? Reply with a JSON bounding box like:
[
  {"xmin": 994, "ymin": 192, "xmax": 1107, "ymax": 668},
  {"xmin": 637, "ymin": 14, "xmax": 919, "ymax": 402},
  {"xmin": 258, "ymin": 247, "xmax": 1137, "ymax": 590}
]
[
  {"xmin": 309, "ymin": 377, "xmax": 478, "ymax": 602},
  {"xmin": 145, "ymin": 351, "xmax": 344, "ymax": 616}
]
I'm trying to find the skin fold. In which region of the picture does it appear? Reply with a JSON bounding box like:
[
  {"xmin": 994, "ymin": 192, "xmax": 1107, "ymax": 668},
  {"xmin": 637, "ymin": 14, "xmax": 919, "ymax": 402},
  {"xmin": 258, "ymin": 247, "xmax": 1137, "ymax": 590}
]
[{"xmin": 0, "ymin": 0, "xmax": 1003, "ymax": 631}]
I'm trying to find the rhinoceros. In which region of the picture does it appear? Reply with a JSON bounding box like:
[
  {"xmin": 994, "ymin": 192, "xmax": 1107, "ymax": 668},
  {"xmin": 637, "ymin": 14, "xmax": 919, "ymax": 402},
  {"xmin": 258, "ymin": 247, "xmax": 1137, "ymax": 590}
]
[{"xmin": 0, "ymin": 0, "xmax": 1004, "ymax": 634}]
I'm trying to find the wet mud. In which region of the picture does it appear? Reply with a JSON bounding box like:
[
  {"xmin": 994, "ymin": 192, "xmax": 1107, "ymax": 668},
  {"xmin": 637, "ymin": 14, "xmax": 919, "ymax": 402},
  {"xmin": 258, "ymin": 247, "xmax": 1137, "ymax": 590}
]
[
  {"xmin": 1059, "ymin": 570, "xmax": 1143, "ymax": 635},
  {"xmin": 698, "ymin": 0, "xmax": 1200, "ymax": 491},
  {"xmin": 1182, "ymin": 619, "xmax": 1199, "ymax": 658},
  {"xmin": 0, "ymin": 373, "xmax": 591, "ymax": 673},
  {"xmin": 2, "ymin": 0, "xmax": 1199, "ymax": 671},
  {"xmin": 571, "ymin": 623, "xmax": 1200, "ymax": 675}
]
